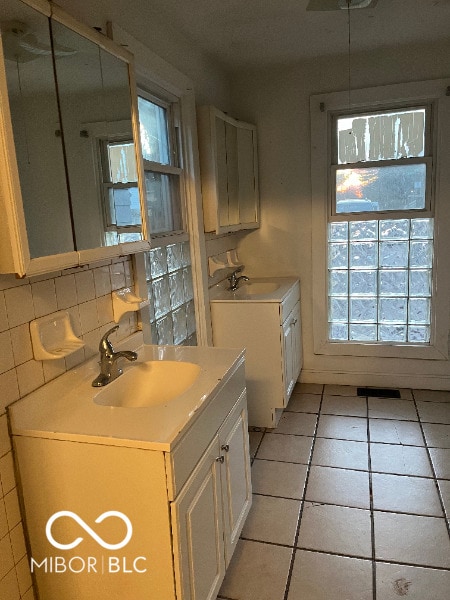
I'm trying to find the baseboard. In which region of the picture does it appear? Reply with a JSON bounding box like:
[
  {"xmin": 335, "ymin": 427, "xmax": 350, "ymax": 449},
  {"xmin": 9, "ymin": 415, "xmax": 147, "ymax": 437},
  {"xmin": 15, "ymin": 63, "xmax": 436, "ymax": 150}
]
[{"xmin": 299, "ymin": 368, "xmax": 450, "ymax": 391}]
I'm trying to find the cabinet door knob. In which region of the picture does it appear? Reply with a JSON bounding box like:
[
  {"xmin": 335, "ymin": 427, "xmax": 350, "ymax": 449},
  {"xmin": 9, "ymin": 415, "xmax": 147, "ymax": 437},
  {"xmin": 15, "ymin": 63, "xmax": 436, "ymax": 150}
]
[
  {"xmin": 216, "ymin": 456, "xmax": 225, "ymax": 463},
  {"xmin": 221, "ymin": 444, "xmax": 230, "ymax": 452}
]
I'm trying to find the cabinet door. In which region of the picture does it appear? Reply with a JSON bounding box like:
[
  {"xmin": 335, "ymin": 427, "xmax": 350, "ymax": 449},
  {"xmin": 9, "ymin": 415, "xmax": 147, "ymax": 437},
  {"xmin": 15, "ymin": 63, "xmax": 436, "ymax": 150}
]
[
  {"xmin": 282, "ymin": 301, "xmax": 302, "ymax": 403},
  {"xmin": 171, "ymin": 437, "xmax": 225, "ymax": 600},
  {"xmin": 219, "ymin": 393, "xmax": 252, "ymax": 566}
]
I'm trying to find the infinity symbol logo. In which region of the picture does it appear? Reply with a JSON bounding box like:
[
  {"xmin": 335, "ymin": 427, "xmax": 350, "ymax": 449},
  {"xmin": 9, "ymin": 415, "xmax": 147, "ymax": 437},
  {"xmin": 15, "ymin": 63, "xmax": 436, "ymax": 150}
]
[{"xmin": 46, "ymin": 511, "xmax": 133, "ymax": 550}]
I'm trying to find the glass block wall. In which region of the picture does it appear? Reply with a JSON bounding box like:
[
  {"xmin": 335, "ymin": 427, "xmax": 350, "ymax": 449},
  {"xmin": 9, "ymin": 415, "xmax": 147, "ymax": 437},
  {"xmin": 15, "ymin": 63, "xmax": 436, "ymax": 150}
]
[
  {"xmin": 328, "ymin": 218, "xmax": 433, "ymax": 343},
  {"xmin": 145, "ymin": 241, "xmax": 197, "ymax": 345}
]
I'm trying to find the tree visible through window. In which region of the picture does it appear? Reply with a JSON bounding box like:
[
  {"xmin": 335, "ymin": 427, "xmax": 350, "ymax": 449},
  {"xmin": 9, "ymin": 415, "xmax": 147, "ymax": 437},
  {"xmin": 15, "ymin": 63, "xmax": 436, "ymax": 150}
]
[{"xmin": 328, "ymin": 107, "xmax": 434, "ymax": 344}]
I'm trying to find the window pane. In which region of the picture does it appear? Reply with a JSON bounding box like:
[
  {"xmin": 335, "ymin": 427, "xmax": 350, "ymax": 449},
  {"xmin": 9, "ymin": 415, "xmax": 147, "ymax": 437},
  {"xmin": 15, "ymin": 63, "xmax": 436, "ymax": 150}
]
[
  {"xmin": 107, "ymin": 143, "xmax": 137, "ymax": 183},
  {"xmin": 337, "ymin": 109, "xmax": 425, "ymax": 164},
  {"xmin": 145, "ymin": 172, "xmax": 182, "ymax": 234},
  {"xmin": 107, "ymin": 187, "xmax": 141, "ymax": 226},
  {"xmin": 138, "ymin": 97, "xmax": 170, "ymax": 164},
  {"xmin": 336, "ymin": 164, "xmax": 426, "ymax": 213}
]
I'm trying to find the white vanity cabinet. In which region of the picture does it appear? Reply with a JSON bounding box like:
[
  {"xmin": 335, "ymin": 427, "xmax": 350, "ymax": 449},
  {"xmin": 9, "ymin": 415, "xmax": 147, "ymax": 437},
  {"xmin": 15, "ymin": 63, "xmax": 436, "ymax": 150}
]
[
  {"xmin": 210, "ymin": 278, "xmax": 303, "ymax": 428},
  {"xmin": 11, "ymin": 352, "xmax": 251, "ymax": 600},
  {"xmin": 197, "ymin": 105, "xmax": 259, "ymax": 234}
]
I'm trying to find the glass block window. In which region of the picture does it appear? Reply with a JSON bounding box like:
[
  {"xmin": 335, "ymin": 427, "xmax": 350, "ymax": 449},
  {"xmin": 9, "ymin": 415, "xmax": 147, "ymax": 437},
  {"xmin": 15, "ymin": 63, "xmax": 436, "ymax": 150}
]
[
  {"xmin": 145, "ymin": 241, "xmax": 197, "ymax": 346},
  {"xmin": 328, "ymin": 218, "xmax": 433, "ymax": 343}
]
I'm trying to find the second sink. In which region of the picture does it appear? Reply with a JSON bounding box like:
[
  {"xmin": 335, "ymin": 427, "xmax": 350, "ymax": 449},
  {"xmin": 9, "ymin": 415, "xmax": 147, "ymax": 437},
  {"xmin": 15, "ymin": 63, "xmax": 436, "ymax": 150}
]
[{"xmin": 93, "ymin": 360, "xmax": 201, "ymax": 408}]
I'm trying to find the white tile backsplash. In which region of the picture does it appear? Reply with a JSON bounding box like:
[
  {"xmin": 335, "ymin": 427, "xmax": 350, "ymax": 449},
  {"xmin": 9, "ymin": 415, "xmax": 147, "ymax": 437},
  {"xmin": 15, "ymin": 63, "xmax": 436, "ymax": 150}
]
[
  {"xmin": 4, "ymin": 286, "xmax": 34, "ymax": 328},
  {"xmin": 55, "ymin": 274, "xmax": 77, "ymax": 310},
  {"xmin": 0, "ymin": 332, "xmax": 14, "ymax": 375},
  {"xmin": 31, "ymin": 279, "xmax": 57, "ymax": 318},
  {"xmin": 10, "ymin": 325, "xmax": 33, "ymax": 366},
  {"xmin": 75, "ymin": 270, "xmax": 96, "ymax": 303},
  {"xmin": 0, "ymin": 257, "xmax": 137, "ymax": 599},
  {"xmin": 0, "ymin": 292, "xmax": 9, "ymax": 332}
]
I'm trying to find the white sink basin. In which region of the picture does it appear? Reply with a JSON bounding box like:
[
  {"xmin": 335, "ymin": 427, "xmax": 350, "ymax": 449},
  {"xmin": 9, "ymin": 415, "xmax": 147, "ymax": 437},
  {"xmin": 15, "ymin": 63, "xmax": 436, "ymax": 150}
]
[
  {"xmin": 235, "ymin": 282, "xmax": 280, "ymax": 296},
  {"xmin": 93, "ymin": 360, "xmax": 201, "ymax": 408}
]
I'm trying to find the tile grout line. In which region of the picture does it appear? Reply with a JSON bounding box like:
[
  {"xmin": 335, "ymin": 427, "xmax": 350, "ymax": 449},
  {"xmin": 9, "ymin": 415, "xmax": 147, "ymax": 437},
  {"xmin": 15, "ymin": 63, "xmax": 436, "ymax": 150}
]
[
  {"xmin": 282, "ymin": 387, "xmax": 325, "ymax": 600},
  {"xmin": 411, "ymin": 389, "xmax": 450, "ymax": 539},
  {"xmin": 366, "ymin": 395, "xmax": 377, "ymax": 600}
]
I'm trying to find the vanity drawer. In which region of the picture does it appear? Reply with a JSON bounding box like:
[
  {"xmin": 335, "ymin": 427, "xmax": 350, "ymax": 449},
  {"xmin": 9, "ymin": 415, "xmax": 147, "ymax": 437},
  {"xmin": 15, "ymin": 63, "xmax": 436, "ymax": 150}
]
[
  {"xmin": 165, "ymin": 360, "xmax": 246, "ymax": 500},
  {"xmin": 280, "ymin": 280, "xmax": 300, "ymax": 324}
]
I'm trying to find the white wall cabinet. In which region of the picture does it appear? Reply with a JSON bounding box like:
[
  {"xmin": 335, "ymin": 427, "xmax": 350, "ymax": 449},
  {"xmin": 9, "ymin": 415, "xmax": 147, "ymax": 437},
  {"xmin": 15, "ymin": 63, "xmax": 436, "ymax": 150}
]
[
  {"xmin": 210, "ymin": 280, "xmax": 303, "ymax": 427},
  {"xmin": 0, "ymin": 0, "xmax": 148, "ymax": 277},
  {"xmin": 197, "ymin": 105, "xmax": 259, "ymax": 234},
  {"xmin": 12, "ymin": 359, "xmax": 251, "ymax": 600}
]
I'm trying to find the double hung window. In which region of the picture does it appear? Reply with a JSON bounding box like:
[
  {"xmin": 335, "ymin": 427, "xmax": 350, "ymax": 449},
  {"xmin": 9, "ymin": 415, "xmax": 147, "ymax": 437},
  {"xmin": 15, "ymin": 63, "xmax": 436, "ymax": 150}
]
[{"xmin": 327, "ymin": 106, "xmax": 434, "ymax": 345}]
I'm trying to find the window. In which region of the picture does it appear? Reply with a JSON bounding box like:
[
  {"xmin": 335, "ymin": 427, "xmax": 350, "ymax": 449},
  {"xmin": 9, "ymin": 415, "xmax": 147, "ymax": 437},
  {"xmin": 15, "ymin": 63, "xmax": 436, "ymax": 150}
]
[
  {"xmin": 328, "ymin": 106, "xmax": 433, "ymax": 345},
  {"xmin": 100, "ymin": 138, "xmax": 142, "ymax": 245},
  {"xmin": 138, "ymin": 92, "xmax": 184, "ymax": 236}
]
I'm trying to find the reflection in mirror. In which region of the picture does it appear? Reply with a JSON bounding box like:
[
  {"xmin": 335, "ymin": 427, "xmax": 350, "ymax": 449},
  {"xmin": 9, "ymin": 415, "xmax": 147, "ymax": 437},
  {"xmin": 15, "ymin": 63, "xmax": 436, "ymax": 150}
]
[
  {"xmin": 50, "ymin": 19, "xmax": 143, "ymax": 251},
  {"xmin": 1, "ymin": 0, "xmax": 74, "ymax": 258}
]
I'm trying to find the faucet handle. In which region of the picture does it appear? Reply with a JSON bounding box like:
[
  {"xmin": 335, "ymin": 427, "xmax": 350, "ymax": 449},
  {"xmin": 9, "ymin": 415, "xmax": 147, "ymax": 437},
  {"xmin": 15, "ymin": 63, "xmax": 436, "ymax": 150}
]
[{"xmin": 99, "ymin": 325, "xmax": 119, "ymax": 353}]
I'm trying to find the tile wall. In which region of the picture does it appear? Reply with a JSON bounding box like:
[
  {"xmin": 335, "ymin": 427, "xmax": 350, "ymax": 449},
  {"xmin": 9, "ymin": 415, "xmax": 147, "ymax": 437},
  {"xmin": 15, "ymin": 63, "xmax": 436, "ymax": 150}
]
[{"xmin": 0, "ymin": 256, "xmax": 137, "ymax": 599}]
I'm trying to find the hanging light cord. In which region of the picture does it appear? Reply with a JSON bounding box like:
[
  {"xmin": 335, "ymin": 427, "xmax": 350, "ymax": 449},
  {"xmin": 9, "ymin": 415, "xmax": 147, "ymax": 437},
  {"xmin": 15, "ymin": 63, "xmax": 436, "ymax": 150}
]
[{"xmin": 347, "ymin": 0, "xmax": 352, "ymax": 109}]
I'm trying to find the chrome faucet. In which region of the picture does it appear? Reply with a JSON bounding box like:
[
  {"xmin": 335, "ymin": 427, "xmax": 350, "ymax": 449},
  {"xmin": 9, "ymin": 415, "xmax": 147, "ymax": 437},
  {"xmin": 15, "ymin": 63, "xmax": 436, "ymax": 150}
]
[
  {"xmin": 227, "ymin": 266, "xmax": 249, "ymax": 291},
  {"xmin": 92, "ymin": 325, "xmax": 138, "ymax": 387}
]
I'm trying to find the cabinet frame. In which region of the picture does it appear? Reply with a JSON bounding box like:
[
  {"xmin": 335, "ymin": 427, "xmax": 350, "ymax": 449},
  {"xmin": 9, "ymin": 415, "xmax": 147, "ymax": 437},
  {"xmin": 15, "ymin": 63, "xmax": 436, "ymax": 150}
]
[
  {"xmin": 0, "ymin": 0, "xmax": 150, "ymax": 277},
  {"xmin": 197, "ymin": 105, "xmax": 259, "ymax": 234}
]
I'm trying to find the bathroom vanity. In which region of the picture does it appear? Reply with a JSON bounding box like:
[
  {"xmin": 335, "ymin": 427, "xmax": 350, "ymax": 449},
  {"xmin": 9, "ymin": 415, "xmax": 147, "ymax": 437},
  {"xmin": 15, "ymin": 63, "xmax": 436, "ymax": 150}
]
[
  {"xmin": 210, "ymin": 277, "xmax": 303, "ymax": 427},
  {"xmin": 9, "ymin": 335, "xmax": 252, "ymax": 599}
]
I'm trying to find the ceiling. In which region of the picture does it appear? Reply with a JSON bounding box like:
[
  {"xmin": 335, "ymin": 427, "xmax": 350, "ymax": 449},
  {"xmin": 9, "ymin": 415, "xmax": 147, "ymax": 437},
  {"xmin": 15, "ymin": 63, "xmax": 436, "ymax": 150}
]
[{"xmin": 143, "ymin": 0, "xmax": 450, "ymax": 70}]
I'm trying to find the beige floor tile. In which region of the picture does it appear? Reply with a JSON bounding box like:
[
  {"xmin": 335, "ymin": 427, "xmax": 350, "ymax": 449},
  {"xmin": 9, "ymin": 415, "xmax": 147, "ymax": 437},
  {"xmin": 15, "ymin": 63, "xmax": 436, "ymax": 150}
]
[
  {"xmin": 370, "ymin": 443, "xmax": 433, "ymax": 477},
  {"xmin": 438, "ymin": 479, "xmax": 450, "ymax": 518},
  {"xmin": 317, "ymin": 415, "xmax": 368, "ymax": 441},
  {"xmin": 372, "ymin": 473, "xmax": 443, "ymax": 516},
  {"xmin": 374, "ymin": 512, "xmax": 450, "ymax": 568},
  {"xmin": 323, "ymin": 384, "xmax": 359, "ymax": 396},
  {"xmin": 294, "ymin": 382, "xmax": 323, "ymax": 395},
  {"xmin": 399, "ymin": 388, "xmax": 413, "ymax": 400},
  {"xmin": 305, "ymin": 465, "xmax": 370, "ymax": 508},
  {"xmin": 273, "ymin": 411, "xmax": 317, "ymax": 436},
  {"xmin": 219, "ymin": 539, "xmax": 293, "ymax": 600},
  {"xmin": 256, "ymin": 433, "xmax": 313, "ymax": 463},
  {"xmin": 286, "ymin": 393, "xmax": 321, "ymax": 413},
  {"xmin": 287, "ymin": 550, "xmax": 373, "ymax": 600},
  {"xmin": 416, "ymin": 401, "xmax": 450, "ymax": 424},
  {"xmin": 413, "ymin": 389, "xmax": 450, "ymax": 403},
  {"xmin": 369, "ymin": 419, "xmax": 424, "ymax": 446},
  {"xmin": 251, "ymin": 459, "xmax": 308, "ymax": 499},
  {"xmin": 422, "ymin": 423, "xmax": 450, "ymax": 448},
  {"xmin": 321, "ymin": 395, "xmax": 367, "ymax": 417},
  {"xmin": 297, "ymin": 502, "xmax": 372, "ymax": 558},
  {"xmin": 376, "ymin": 562, "xmax": 450, "ymax": 600},
  {"xmin": 368, "ymin": 397, "xmax": 418, "ymax": 421},
  {"xmin": 248, "ymin": 430, "xmax": 264, "ymax": 458},
  {"xmin": 241, "ymin": 494, "xmax": 301, "ymax": 546},
  {"xmin": 312, "ymin": 438, "xmax": 369, "ymax": 471},
  {"xmin": 429, "ymin": 448, "xmax": 450, "ymax": 479}
]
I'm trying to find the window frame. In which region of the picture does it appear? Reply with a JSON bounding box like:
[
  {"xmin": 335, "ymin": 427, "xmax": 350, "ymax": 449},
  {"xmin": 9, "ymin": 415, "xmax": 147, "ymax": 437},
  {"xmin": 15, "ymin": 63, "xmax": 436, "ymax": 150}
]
[
  {"xmin": 311, "ymin": 80, "xmax": 450, "ymax": 361},
  {"xmin": 137, "ymin": 88, "xmax": 188, "ymax": 242}
]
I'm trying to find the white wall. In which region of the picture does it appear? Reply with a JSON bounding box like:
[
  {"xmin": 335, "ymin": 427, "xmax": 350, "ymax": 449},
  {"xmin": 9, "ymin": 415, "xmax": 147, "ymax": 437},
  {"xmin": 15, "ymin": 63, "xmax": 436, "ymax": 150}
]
[
  {"xmin": 231, "ymin": 40, "xmax": 450, "ymax": 388},
  {"xmin": 54, "ymin": 0, "xmax": 231, "ymax": 109}
]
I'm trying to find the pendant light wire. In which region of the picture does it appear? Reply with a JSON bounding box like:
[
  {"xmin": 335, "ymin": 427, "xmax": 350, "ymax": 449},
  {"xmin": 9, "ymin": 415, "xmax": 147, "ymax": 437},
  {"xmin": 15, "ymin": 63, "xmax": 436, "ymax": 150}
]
[{"xmin": 347, "ymin": 0, "xmax": 352, "ymax": 109}]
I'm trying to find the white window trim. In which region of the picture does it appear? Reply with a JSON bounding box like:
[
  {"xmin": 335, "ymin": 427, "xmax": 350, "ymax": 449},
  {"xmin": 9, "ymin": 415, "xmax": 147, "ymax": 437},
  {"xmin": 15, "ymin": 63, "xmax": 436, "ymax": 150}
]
[
  {"xmin": 311, "ymin": 79, "xmax": 450, "ymax": 361},
  {"xmin": 108, "ymin": 23, "xmax": 212, "ymax": 346}
]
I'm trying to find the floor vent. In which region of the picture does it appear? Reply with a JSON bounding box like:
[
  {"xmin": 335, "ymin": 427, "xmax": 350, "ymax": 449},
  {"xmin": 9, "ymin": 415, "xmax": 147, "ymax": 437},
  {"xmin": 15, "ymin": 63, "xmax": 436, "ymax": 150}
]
[{"xmin": 357, "ymin": 387, "xmax": 401, "ymax": 398}]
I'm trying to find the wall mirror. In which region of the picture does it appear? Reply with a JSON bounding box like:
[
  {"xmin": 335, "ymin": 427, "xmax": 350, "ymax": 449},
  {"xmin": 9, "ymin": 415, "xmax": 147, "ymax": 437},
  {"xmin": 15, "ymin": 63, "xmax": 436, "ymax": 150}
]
[{"xmin": 0, "ymin": 0, "xmax": 148, "ymax": 275}]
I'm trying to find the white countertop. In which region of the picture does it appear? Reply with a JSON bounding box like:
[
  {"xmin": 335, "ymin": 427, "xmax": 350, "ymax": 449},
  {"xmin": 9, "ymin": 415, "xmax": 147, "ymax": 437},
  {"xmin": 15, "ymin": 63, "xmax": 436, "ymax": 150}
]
[
  {"xmin": 9, "ymin": 332, "xmax": 244, "ymax": 452},
  {"xmin": 209, "ymin": 277, "xmax": 299, "ymax": 303}
]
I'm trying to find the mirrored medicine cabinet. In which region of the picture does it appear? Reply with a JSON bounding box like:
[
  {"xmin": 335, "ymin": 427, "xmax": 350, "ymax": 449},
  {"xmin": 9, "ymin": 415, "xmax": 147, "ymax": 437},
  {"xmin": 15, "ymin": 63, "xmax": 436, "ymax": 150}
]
[{"xmin": 0, "ymin": 0, "xmax": 149, "ymax": 277}]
